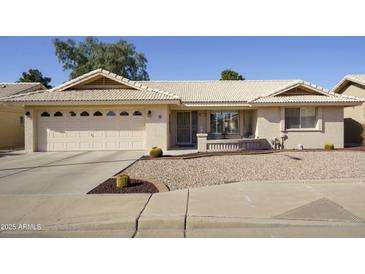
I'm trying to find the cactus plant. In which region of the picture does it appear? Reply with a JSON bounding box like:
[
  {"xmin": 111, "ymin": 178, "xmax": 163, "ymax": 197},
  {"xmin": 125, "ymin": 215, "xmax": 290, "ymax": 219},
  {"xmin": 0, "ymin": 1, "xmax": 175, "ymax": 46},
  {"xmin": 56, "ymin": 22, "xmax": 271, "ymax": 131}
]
[
  {"xmin": 149, "ymin": 146, "xmax": 163, "ymax": 158},
  {"xmin": 116, "ymin": 173, "xmax": 130, "ymax": 188},
  {"xmin": 324, "ymin": 144, "xmax": 335, "ymax": 150}
]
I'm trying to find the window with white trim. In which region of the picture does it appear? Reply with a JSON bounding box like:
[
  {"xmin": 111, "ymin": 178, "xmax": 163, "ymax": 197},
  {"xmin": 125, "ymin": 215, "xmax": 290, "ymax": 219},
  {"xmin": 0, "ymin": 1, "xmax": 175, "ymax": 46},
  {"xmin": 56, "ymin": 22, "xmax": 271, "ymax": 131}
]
[{"xmin": 285, "ymin": 107, "xmax": 317, "ymax": 129}]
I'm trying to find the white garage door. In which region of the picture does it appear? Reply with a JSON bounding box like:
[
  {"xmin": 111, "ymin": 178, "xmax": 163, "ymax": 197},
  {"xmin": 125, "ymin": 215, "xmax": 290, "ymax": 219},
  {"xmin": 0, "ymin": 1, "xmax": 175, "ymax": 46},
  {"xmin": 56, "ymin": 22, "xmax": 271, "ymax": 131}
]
[{"xmin": 37, "ymin": 110, "xmax": 145, "ymax": 151}]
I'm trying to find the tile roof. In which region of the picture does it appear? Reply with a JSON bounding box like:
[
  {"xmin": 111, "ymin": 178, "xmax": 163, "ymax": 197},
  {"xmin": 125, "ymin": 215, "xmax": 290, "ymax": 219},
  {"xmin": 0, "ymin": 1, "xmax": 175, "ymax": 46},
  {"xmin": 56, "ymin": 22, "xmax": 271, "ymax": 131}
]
[
  {"xmin": 2, "ymin": 88, "xmax": 177, "ymax": 102},
  {"xmin": 0, "ymin": 82, "xmax": 45, "ymax": 98},
  {"xmin": 251, "ymin": 95, "xmax": 363, "ymax": 104},
  {"xmin": 332, "ymin": 74, "xmax": 365, "ymax": 93},
  {"xmin": 1, "ymin": 69, "xmax": 362, "ymax": 106},
  {"xmin": 138, "ymin": 80, "xmax": 302, "ymax": 103}
]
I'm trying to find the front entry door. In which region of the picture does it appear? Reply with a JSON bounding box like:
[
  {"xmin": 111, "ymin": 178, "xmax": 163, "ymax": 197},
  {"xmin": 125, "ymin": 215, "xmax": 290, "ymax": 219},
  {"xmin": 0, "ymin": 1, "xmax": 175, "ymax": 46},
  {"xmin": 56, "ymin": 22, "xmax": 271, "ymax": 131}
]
[{"xmin": 176, "ymin": 112, "xmax": 191, "ymax": 144}]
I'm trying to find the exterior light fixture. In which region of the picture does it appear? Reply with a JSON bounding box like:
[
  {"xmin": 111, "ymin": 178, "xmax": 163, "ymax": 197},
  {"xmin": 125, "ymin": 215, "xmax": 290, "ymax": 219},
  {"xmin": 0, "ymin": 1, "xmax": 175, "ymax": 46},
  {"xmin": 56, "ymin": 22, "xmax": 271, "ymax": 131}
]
[
  {"xmin": 25, "ymin": 111, "xmax": 31, "ymax": 117},
  {"xmin": 147, "ymin": 110, "xmax": 152, "ymax": 117}
]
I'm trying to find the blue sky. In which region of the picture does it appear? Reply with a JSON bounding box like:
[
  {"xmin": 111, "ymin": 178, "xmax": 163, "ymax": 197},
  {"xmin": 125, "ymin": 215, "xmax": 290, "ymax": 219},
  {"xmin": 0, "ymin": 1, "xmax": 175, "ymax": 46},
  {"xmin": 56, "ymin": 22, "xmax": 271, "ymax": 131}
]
[{"xmin": 0, "ymin": 36, "xmax": 365, "ymax": 89}]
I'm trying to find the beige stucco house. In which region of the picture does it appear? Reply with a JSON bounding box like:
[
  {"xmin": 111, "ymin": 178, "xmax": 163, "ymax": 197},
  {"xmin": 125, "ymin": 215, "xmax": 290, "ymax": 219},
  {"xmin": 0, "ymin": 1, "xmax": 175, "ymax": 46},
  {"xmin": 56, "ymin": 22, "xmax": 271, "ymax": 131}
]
[
  {"xmin": 0, "ymin": 82, "xmax": 46, "ymax": 149},
  {"xmin": 1, "ymin": 69, "xmax": 363, "ymax": 152},
  {"xmin": 332, "ymin": 75, "xmax": 365, "ymax": 146}
]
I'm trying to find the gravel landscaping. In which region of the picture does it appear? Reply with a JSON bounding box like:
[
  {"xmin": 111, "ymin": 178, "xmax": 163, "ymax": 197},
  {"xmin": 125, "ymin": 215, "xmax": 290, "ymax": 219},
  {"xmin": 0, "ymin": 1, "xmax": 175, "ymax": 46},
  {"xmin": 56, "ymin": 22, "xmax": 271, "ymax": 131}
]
[{"xmin": 124, "ymin": 151, "xmax": 365, "ymax": 191}]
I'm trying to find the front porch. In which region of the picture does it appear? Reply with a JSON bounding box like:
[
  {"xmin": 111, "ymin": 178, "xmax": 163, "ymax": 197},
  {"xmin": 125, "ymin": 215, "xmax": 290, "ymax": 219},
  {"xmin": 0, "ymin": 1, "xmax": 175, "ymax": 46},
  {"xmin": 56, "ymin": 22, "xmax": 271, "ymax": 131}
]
[
  {"xmin": 196, "ymin": 134, "xmax": 271, "ymax": 152},
  {"xmin": 169, "ymin": 109, "xmax": 270, "ymax": 152}
]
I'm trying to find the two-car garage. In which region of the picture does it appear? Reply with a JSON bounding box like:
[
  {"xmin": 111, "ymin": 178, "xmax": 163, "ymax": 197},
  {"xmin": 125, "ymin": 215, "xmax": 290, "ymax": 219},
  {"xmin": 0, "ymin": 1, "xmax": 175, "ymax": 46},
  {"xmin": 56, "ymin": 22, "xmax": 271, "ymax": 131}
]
[
  {"xmin": 37, "ymin": 109, "xmax": 146, "ymax": 151},
  {"xmin": 8, "ymin": 70, "xmax": 174, "ymax": 152}
]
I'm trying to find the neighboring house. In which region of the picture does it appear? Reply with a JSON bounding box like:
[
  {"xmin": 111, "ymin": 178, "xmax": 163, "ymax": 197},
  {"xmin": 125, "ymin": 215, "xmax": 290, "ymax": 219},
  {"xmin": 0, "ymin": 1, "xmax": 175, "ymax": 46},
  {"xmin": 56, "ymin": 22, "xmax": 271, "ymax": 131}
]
[
  {"xmin": 1, "ymin": 69, "xmax": 363, "ymax": 152},
  {"xmin": 332, "ymin": 75, "xmax": 365, "ymax": 146},
  {"xmin": 0, "ymin": 82, "xmax": 46, "ymax": 149}
]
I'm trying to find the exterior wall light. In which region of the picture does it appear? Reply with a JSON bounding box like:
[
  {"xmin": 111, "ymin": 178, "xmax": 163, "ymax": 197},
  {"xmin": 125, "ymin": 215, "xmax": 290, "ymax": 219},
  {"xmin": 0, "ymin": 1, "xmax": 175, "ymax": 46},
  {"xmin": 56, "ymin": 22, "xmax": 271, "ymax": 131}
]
[
  {"xmin": 25, "ymin": 111, "xmax": 31, "ymax": 117},
  {"xmin": 147, "ymin": 110, "xmax": 152, "ymax": 117}
]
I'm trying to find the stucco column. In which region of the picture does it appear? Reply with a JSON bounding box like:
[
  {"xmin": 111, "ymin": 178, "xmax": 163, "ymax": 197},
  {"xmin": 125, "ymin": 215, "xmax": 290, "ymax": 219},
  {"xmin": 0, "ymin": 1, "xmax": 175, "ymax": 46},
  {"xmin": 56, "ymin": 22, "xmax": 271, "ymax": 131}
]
[
  {"xmin": 24, "ymin": 107, "xmax": 37, "ymax": 152},
  {"xmin": 197, "ymin": 133, "xmax": 208, "ymax": 152}
]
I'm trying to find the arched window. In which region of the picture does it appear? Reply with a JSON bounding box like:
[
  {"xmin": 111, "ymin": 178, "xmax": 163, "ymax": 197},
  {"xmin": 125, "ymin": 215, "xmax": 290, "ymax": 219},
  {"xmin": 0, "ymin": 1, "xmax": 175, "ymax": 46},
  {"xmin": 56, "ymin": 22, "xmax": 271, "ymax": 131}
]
[
  {"xmin": 93, "ymin": 111, "xmax": 103, "ymax": 116},
  {"xmin": 54, "ymin": 111, "xmax": 63, "ymax": 117},
  {"xmin": 120, "ymin": 111, "xmax": 129, "ymax": 116},
  {"xmin": 133, "ymin": 111, "xmax": 142, "ymax": 116},
  {"xmin": 69, "ymin": 111, "xmax": 77, "ymax": 117},
  {"xmin": 80, "ymin": 111, "xmax": 89, "ymax": 117},
  {"xmin": 41, "ymin": 112, "xmax": 50, "ymax": 117},
  {"xmin": 106, "ymin": 111, "xmax": 116, "ymax": 117}
]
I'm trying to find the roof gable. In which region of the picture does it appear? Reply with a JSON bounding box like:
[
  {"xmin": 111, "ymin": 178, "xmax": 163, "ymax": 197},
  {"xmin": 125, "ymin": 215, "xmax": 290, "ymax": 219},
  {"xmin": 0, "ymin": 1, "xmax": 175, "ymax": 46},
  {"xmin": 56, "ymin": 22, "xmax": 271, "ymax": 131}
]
[
  {"xmin": 71, "ymin": 75, "xmax": 136, "ymax": 90},
  {"xmin": 275, "ymin": 87, "xmax": 323, "ymax": 96},
  {"xmin": 263, "ymin": 81, "xmax": 330, "ymax": 98},
  {"xmin": 53, "ymin": 69, "xmax": 179, "ymax": 99},
  {"xmin": 332, "ymin": 75, "xmax": 365, "ymax": 93},
  {"xmin": 55, "ymin": 69, "xmax": 141, "ymax": 91}
]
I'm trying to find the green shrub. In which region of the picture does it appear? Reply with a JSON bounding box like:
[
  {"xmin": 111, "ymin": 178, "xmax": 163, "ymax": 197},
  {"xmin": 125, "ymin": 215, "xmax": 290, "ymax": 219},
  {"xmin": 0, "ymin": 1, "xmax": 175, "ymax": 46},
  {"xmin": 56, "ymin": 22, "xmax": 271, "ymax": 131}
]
[
  {"xmin": 324, "ymin": 144, "xmax": 335, "ymax": 150},
  {"xmin": 116, "ymin": 173, "xmax": 130, "ymax": 188},
  {"xmin": 149, "ymin": 146, "xmax": 163, "ymax": 158}
]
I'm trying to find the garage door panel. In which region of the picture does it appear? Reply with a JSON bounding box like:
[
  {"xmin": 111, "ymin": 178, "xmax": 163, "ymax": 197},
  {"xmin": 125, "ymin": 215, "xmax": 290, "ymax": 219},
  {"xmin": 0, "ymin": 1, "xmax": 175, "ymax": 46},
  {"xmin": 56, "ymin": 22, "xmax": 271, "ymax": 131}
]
[
  {"xmin": 66, "ymin": 142, "xmax": 79, "ymax": 151},
  {"xmin": 93, "ymin": 131, "xmax": 106, "ymax": 138},
  {"xmin": 131, "ymin": 141, "xmax": 144, "ymax": 149},
  {"xmin": 53, "ymin": 131, "xmax": 65, "ymax": 138},
  {"xmin": 65, "ymin": 131, "xmax": 79, "ymax": 138},
  {"xmin": 78, "ymin": 131, "xmax": 91, "ymax": 138},
  {"xmin": 79, "ymin": 142, "xmax": 92, "ymax": 150},
  {"xmin": 53, "ymin": 142, "xmax": 66, "ymax": 151},
  {"xmin": 119, "ymin": 141, "xmax": 130, "ymax": 150},
  {"xmin": 106, "ymin": 131, "xmax": 119, "ymax": 138},
  {"xmin": 38, "ymin": 111, "xmax": 146, "ymax": 151},
  {"xmin": 132, "ymin": 130, "xmax": 144, "ymax": 137},
  {"xmin": 105, "ymin": 142, "xmax": 119, "ymax": 149}
]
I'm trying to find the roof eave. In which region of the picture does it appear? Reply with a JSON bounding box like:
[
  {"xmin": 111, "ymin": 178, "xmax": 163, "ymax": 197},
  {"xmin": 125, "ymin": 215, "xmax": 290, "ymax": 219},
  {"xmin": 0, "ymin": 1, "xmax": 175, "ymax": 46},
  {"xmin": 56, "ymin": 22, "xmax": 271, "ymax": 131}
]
[
  {"xmin": 182, "ymin": 102, "xmax": 251, "ymax": 107},
  {"xmin": 249, "ymin": 101, "xmax": 363, "ymax": 107},
  {"xmin": 0, "ymin": 99, "xmax": 181, "ymax": 106}
]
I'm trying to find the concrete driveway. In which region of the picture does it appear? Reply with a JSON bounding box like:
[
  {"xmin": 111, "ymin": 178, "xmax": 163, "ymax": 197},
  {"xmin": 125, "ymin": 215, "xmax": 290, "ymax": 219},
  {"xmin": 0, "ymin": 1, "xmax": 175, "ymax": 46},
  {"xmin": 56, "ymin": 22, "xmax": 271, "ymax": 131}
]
[{"xmin": 0, "ymin": 150, "xmax": 144, "ymax": 195}]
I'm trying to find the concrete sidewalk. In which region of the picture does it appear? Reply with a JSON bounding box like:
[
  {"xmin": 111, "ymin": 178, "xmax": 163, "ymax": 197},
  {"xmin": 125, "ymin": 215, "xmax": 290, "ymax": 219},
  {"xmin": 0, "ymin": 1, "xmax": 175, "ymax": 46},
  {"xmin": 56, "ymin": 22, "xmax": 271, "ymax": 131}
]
[{"xmin": 1, "ymin": 180, "xmax": 365, "ymax": 237}]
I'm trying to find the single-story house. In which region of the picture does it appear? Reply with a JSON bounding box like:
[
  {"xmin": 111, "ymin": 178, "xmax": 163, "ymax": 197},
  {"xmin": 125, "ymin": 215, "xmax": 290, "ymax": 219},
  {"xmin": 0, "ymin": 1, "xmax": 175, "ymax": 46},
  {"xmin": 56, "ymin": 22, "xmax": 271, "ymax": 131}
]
[
  {"xmin": 0, "ymin": 82, "xmax": 46, "ymax": 149},
  {"xmin": 1, "ymin": 69, "xmax": 363, "ymax": 152},
  {"xmin": 332, "ymin": 75, "xmax": 365, "ymax": 146}
]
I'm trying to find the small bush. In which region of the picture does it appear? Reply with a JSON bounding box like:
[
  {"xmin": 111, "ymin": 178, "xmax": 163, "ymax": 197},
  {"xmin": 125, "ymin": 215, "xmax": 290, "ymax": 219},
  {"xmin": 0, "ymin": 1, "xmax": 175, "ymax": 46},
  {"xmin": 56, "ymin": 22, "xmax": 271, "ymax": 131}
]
[
  {"xmin": 149, "ymin": 146, "xmax": 163, "ymax": 158},
  {"xmin": 324, "ymin": 144, "xmax": 335, "ymax": 150},
  {"xmin": 116, "ymin": 173, "xmax": 130, "ymax": 188}
]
